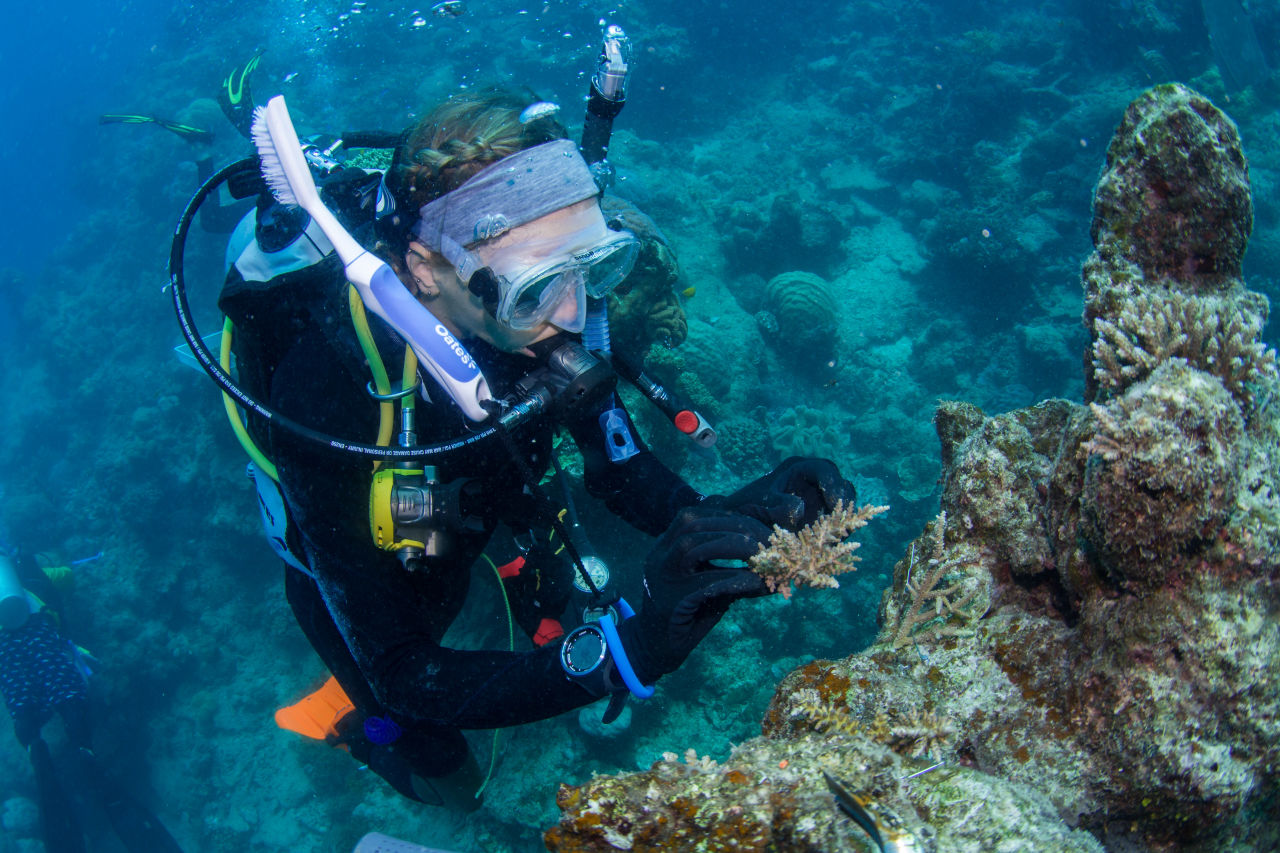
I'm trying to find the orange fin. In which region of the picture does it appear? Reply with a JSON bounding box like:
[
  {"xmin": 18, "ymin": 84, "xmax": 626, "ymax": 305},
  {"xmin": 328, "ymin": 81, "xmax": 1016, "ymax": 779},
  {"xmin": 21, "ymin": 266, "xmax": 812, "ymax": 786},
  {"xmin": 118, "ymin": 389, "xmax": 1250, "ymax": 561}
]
[{"xmin": 274, "ymin": 676, "xmax": 354, "ymax": 741}]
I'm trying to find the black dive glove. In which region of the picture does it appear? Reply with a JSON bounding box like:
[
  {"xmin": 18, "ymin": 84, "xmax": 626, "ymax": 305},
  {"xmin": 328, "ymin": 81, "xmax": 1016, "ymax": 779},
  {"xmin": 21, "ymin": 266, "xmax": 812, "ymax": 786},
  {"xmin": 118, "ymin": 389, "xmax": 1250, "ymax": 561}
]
[
  {"xmin": 704, "ymin": 456, "xmax": 856, "ymax": 532},
  {"xmin": 616, "ymin": 507, "xmax": 773, "ymax": 685}
]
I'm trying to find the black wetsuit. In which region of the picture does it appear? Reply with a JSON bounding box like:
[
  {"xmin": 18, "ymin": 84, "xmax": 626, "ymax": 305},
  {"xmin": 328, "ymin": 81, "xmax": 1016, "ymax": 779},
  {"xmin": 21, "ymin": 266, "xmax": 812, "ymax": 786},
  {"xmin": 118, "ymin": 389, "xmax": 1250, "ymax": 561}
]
[{"xmin": 220, "ymin": 192, "xmax": 700, "ymax": 788}]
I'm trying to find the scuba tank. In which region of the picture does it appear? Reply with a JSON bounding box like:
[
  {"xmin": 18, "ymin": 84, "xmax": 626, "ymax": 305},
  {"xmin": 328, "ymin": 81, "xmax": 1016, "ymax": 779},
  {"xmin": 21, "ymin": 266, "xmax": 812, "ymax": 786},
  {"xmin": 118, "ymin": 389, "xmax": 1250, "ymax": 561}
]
[{"xmin": 0, "ymin": 552, "xmax": 31, "ymax": 630}]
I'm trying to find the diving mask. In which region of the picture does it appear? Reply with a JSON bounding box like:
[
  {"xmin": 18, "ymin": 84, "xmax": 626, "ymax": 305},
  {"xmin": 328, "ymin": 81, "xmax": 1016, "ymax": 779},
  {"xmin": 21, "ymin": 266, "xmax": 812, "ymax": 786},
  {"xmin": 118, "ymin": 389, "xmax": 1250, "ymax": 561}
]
[{"xmin": 462, "ymin": 209, "xmax": 638, "ymax": 332}]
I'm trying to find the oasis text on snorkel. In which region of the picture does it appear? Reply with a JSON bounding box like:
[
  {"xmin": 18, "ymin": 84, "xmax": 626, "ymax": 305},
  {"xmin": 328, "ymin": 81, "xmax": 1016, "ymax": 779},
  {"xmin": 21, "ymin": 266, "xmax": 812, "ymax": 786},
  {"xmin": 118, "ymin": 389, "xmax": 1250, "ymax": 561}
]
[{"xmin": 435, "ymin": 324, "xmax": 477, "ymax": 370}]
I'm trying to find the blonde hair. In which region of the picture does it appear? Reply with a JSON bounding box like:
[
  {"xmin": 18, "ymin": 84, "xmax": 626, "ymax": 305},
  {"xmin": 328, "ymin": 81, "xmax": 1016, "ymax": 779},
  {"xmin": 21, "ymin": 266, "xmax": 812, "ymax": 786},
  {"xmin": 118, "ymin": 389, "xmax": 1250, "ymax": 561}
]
[{"xmin": 387, "ymin": 87, "xmax": 568, "ymax": 215}]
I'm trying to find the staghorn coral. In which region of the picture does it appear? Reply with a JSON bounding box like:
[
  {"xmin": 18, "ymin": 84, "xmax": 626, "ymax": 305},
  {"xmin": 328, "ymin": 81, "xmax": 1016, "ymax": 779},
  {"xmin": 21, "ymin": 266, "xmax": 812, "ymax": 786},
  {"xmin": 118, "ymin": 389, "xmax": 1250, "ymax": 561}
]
[
  {"xmin": 879, "ymin": 513, "xmax": 989, "ymax": 650},
  {"xmin": 1091, "ymin": 288, "xmax": 1277, "ymax": 404},
  {"xmin": 748, "ymin": 501, "xmax": 888, "ymax": 599},
  {"xmin": 789, "ymin": 693, "xmax": 957, "ymax": 761}
]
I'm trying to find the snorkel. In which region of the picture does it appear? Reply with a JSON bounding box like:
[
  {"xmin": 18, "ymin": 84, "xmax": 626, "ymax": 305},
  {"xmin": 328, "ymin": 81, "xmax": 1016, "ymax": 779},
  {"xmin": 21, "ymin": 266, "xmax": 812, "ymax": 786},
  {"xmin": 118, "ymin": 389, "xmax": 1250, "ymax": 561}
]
[{"xmin": 581, "ymin": 24, "xmax": 632, "ymax": 354}]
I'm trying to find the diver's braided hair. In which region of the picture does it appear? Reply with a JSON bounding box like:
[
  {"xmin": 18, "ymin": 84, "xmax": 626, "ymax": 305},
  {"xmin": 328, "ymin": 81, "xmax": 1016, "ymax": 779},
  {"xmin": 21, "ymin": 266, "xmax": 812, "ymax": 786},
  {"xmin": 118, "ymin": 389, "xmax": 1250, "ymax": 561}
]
[{"xmin": 380, "ymin": 87, "xmax": 567, "ymax": 254}]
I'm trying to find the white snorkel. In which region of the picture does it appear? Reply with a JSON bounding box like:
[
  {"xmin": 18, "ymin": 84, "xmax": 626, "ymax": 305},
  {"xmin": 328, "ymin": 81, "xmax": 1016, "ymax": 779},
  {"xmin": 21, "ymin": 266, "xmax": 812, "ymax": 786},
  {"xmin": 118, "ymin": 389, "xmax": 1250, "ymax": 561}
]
[{"xmin": 251, "ymin": 96, "xmax": 492, "ymax": 421}]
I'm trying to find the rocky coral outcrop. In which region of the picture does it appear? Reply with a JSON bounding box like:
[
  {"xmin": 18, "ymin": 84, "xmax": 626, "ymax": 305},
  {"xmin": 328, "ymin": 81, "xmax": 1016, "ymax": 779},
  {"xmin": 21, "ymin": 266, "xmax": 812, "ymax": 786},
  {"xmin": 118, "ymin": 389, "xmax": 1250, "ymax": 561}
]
[{"xmin": 545, "ymin": 85, "xmax": 1280, "ymax": 852}]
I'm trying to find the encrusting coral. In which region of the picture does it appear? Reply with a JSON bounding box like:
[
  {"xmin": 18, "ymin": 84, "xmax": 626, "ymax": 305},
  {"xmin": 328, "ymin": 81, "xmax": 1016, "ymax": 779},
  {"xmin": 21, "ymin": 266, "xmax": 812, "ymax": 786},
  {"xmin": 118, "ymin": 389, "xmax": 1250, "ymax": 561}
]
[{"xmin": 544, "ymin": 84, "xmax": 1279, "ymax": 852}]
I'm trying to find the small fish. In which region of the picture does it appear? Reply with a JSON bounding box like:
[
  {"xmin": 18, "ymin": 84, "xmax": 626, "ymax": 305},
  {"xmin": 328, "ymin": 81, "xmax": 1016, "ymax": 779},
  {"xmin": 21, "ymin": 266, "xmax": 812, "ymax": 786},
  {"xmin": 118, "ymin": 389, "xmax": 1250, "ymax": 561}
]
[
  {"xmin": 680, "ymin": 285, "xmax": 696, "ymax": 299},
  {"xmin": 284, "ymin": 71, "xmax": 299, "ymax": 83},
  {"xmin": 431, "ymin": 0, "xmax": 464, "ymax": 18},
  {"xmin": 823, "ymin": 770, "xmax": 923, "ymax": 853}
]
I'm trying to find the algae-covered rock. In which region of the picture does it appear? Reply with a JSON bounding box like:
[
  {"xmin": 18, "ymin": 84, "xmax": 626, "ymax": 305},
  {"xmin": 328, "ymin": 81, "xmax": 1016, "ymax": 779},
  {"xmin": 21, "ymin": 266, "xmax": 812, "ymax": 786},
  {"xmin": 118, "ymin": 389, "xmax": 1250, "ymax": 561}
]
[
  {"xmin": 545, "ymin": 711, "xmax": 1102, "ymax": 853},
  {"xmin": 1081, "ymin": 359, "xmax": 1243, "ymax": 587},
  {"xmin": 1090, "ymin": 82, "xmax": 1251, "ymax": 291}
]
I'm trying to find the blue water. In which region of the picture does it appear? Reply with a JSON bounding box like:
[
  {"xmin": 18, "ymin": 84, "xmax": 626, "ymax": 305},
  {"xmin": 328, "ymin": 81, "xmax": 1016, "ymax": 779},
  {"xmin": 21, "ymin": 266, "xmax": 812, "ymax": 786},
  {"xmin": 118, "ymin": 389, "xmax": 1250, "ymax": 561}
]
[{"xmin": 1, "ymin": 0, "xmax": 1277, "ymax": 850}]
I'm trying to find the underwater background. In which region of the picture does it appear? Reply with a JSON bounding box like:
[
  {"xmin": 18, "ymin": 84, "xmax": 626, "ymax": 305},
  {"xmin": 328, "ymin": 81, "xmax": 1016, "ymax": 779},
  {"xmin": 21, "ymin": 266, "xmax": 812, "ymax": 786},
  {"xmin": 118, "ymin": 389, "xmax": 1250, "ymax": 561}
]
[{"xmin": 1, "ymin": 1, "xmax": 1278, "ymax": 851}]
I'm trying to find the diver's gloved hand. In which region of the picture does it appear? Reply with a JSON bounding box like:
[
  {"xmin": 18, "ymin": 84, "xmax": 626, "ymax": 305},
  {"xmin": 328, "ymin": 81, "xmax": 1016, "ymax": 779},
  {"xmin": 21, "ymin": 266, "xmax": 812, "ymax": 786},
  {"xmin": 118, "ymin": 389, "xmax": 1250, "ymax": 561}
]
[
  {"xmin": 703, "ymin": 456, "xmax": 856, "ymax": 532},
  {"xmin": 617, "ymin": 507, "xmax": 772, "ymax": 684}
]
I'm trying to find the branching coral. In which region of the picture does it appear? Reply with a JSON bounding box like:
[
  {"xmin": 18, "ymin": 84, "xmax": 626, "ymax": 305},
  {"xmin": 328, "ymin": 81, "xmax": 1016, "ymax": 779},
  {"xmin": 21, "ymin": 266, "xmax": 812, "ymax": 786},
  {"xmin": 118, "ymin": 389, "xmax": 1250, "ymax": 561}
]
[
  {"xmin": 1091, "ymin": 289, "xmax": 1277, "ymax": 403},
  {"xmin": 788, "ymin": 691, "xmax": 957, "ymax": 760},
  {"xmin": 885, "ymin": 513, "xmax": 989, "ymax": 649},
  {"xmin": 748, "ymin": 501, "xmax": 888, "ymax": 599}
]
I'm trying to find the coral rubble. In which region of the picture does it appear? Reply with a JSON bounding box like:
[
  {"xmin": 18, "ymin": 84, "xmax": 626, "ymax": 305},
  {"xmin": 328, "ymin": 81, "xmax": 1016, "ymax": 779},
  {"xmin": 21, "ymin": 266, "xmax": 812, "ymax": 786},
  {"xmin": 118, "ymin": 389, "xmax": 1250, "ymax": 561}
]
[{"xmin": 546, "ymin": 84, "xmax": 1279, "ymax": 852}]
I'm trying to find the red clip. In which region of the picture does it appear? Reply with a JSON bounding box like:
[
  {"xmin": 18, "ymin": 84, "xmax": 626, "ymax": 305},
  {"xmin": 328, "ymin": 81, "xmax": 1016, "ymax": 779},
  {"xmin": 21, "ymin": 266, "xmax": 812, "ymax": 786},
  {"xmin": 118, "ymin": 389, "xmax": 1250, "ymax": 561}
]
[
  {"xmin": 496, "ymin": 556, "xmax": 526, "ymax": 579},
  {"xmin": 533, "ymin": 618, "xmax": 565, "ymax": 646},
  {"xmin": 673, "ymin": 410, "xmax": 698, "ymax": 434}
]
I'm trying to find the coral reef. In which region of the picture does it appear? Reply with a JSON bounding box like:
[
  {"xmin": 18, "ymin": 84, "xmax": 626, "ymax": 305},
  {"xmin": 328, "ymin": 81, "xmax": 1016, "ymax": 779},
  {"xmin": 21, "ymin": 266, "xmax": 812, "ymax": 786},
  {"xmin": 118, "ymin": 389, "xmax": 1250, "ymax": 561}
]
[
  {"xmin": 768, "ymin": 405, "xmax": 849, "ymax": 461},
  {"xmin": 12, "ymin": 0, "xmax": 1280, "ymax": 848},
  {"xmin": 547, "ymin": 85, "xmax": 1280, "ymax": 852}
]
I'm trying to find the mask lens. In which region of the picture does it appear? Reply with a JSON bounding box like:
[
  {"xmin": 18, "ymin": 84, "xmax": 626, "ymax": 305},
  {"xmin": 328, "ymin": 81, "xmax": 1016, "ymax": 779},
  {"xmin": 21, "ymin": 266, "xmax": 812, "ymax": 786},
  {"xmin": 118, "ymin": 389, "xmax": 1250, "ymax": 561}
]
[
  {"xmin": 579, "ymin": 239, "xmax": 639, "ymax": 298},
  {"xmin": 507, "ymin": 269, "xmax": 577, "ymax": 329}
]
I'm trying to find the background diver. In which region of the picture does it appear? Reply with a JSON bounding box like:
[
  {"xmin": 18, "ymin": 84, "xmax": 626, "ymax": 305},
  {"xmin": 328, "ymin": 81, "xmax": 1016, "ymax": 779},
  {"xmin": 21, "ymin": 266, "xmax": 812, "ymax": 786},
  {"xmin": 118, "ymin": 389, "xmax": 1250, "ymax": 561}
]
[
  {"xmin": 0, "ymin": 546, "xmax": 183, "ymax": 853},
  {"xmin": 171, "ymin": 37, "xmax": 856, "ymax": 810}
]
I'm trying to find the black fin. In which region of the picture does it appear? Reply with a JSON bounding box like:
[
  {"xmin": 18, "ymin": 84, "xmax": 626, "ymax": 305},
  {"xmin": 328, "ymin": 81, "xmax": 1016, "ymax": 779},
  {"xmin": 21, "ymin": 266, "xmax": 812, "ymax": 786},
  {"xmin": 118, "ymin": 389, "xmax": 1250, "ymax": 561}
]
[
  {"xmin": 219, "ymin": 49, "xmax": 265, "ymax": 139},
  {"xmin": 29, "ymin": 738, "xmax": 87, "ymax": 853},
  {"xmin": 99, "ymin": 113, "xmax": 212, "ymax": 143}
]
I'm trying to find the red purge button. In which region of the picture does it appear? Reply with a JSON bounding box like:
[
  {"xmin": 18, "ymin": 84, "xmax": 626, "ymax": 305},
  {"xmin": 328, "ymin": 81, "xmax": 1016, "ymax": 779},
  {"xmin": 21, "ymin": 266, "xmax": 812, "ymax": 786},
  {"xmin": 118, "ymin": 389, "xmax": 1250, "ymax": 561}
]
[{"xmin": 674, "ymin": 410, "xmax": 699, "ymax": 434}]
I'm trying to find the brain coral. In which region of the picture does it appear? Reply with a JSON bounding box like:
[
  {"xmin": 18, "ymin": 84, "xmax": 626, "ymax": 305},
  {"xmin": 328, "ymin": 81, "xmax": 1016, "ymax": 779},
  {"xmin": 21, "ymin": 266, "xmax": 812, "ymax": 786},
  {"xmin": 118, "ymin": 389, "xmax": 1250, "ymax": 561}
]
[{"xmin": 764, "ymin": 270, "xmax": 838, "ymax": 361}]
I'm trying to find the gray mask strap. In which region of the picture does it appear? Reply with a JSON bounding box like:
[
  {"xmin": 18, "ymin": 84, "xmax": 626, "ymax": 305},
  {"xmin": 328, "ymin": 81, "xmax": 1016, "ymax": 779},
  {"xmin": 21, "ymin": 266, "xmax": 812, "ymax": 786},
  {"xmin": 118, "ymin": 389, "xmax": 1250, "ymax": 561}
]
[{"xmin": 440, "ymin": 233, "xmax": 480, "ymax": 283}]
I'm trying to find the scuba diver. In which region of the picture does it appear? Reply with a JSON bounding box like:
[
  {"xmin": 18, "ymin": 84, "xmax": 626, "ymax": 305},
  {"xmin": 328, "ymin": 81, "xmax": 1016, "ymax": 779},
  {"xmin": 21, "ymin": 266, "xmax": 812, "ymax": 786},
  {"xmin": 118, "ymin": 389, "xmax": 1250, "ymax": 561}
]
[
  {"xmin": 0, "ymin": 547, "xmax": 183, "ymax": 853},
  {"xmin": 170, "ymin": 34, "xmax": 855, "ymax": 809}
]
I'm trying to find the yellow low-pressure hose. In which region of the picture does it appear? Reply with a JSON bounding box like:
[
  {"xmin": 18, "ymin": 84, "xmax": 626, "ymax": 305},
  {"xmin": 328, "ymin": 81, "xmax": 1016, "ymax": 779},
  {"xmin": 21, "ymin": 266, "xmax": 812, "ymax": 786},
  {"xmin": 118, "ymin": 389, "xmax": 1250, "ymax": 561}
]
[
  {"xmin": 220, "ymin": 318, "xmax": 279, "ymax": 481},
  {"xmin": 348, "ymin": 285, "xmax": 395, "ymax": 453}
]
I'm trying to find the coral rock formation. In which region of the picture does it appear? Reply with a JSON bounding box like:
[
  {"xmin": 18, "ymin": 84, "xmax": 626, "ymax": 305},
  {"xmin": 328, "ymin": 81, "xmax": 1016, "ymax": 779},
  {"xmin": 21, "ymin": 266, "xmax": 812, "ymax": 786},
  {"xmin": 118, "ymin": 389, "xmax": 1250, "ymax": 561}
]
[
  {"xmin": 1088, "ymin": 82, "xmax": 1251, "ymax": 289},
  {"xmin": 546, "ymin": 85, "xmax": 1279, "ymax": 852}
]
